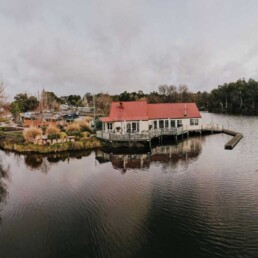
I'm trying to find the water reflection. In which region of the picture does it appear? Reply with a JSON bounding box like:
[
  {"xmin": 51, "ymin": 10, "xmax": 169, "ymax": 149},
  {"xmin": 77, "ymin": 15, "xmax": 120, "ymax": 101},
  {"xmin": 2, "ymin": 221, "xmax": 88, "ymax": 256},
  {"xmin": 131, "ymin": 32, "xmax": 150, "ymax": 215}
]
[
  {"xmin": 23, "ymin": 150, "xmax": 92, "ymax": 173},
  {"xmin": 96, "ymin": 137, "xmax": 202, "ymax": 172},
  {"xmin": 22, "ymin": 138, "xmax": 202, "ymax": 174},
  {"xmin": 0, "ymin": 155, "xmax": 10, "ymax": 224},
  {"xmin": 1, "ymin": 113, "xmax": 258, "ymax": 257}
]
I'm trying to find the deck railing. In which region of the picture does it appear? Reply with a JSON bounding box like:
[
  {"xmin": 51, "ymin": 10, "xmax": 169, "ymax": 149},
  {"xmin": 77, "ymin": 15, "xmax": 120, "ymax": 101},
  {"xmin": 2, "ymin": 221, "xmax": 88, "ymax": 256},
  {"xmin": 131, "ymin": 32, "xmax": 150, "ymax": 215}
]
[
  {"xmin": 201, "ymin": 123, "xmax": 223, "ymax": 131},
  {"xmin": 96, "ymin": 123, "xmax": 224, "ymax": 142},
  {"xmin": 96, "ymin": 126, "xmax": 185, "ymax": 141}
]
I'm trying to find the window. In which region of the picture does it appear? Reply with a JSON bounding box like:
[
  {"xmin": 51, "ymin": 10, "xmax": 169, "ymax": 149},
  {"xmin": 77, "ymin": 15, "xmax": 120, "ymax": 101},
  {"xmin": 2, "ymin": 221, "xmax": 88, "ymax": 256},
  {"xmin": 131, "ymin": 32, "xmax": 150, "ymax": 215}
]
[
  {"xmin": 165, "ymin": 120, "xmax": 169, "ymax": 128},
  {"xmin": 177, "ymin": 120, "xmax": 182, "ymax": 127},
  {"xmin": 126, "ymin": 123, "xmax": 131, "ymax": 133},
  {"xmin": 154, "ymin": 120, "xmax": 157, "ymax": 129},
  {"xmin": 170, "ymin": 120, "xmax": 176, "ymax": 128},
  {"xmin": 127, "ymin": 122, "xmax": 139, "ymax": 133},
  {"xmin": 190, "ymin": 119, "xmax": 199, "ymax": 126},
  {"xmin": 132, "ymin": 122, "xmax": 139, "ymax": 132},
  {"xmin": 107, "ymin": 123, "xmax": 113, "ymax": 130},
  {"xmin": 159, "ymin": 120, "xmax": 164, "ymax": 128}
]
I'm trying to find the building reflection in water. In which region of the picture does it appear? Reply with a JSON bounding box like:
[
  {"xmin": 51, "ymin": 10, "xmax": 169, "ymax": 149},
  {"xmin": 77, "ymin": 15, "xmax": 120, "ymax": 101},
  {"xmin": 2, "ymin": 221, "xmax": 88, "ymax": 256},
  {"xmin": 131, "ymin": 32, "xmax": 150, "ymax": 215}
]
[
  {"xmin": 96, "ymin": 137, "xmax": 202, "ymax": 172},
  {"xmin": 23, "ymin": 137, "xmax": 202, "ymax": 173}
]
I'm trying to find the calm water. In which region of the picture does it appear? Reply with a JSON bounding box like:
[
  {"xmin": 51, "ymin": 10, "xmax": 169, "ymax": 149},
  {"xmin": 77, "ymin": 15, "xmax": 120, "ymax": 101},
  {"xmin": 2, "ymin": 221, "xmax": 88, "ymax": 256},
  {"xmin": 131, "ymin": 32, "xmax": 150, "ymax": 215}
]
[{"xmin": 0, "ymin": 113, "xmax": 258, "ymax": 258}]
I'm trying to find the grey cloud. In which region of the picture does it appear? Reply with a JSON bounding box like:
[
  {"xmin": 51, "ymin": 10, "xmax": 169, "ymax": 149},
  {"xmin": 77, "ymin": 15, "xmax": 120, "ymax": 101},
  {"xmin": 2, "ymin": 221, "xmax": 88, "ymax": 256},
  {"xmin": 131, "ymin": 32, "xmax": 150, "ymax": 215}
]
[{"xmin": 1, "ymin": 0, "xmax": 258, "ymax": 100}]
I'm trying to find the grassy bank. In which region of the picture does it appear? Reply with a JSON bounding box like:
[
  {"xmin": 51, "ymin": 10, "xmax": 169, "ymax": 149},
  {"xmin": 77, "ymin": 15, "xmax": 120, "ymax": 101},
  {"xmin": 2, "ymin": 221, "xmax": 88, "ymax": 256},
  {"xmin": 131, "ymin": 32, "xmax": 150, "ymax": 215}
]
[{"xmin": 0, "ymin": 131, "xmax": 102, "ymax": 154}]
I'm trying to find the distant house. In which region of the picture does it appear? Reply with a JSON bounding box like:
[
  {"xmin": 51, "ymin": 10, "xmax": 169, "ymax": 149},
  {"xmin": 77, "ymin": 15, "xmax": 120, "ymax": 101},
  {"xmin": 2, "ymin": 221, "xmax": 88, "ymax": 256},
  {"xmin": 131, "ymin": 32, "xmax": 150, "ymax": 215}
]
[{"xmin": 99, "ymin": 101, "xmax": 201, "ymax": 134}]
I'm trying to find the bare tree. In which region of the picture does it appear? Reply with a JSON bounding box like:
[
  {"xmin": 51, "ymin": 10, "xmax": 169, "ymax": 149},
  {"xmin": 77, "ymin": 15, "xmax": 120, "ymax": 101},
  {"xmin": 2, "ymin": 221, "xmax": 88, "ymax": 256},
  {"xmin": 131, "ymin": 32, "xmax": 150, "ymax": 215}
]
[
  {"xmin": 0, "ymin": 82, "xmax": 7, "ymax": 108},
  {"xmin": 158, "ymin": 84, "xmax": 178, "ymax": 102},
  {"xmin": 96, "ymin": 92, "xmax": 112, "ymax": 115}
]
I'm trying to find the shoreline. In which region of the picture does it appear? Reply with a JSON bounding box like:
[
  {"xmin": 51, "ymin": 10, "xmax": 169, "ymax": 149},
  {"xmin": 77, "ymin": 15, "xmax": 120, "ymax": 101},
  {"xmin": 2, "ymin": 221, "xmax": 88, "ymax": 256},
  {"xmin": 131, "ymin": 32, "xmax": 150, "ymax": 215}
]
[{"xmin": 0, "ymin": 135, "xmax": 102, "ymax": 154}]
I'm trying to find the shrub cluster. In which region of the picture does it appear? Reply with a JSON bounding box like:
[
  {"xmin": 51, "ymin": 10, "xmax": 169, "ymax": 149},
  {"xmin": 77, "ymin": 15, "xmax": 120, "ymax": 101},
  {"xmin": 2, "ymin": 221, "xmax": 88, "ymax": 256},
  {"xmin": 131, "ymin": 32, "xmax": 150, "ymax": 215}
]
[
  {"xmin": 22, "ymin": 118, "xmax": 93, "ymax": 143},
  {"xmin": 46, "ymin": 125, "xmax": 61, "ymax": 135},
  {"xmin": 77, "ymin": 120, "xmax": 91, "ymax": 132},
  {"xmin": 23, "ymin": 126, "xmax": 43, "ymax": 142},
  {"xmin": 65, "ymin": 123, "xmax": 80, "ymax": 133},
  {"xmin": 60, "ymin": 132, "xmax": 67, "ymax": 139}
]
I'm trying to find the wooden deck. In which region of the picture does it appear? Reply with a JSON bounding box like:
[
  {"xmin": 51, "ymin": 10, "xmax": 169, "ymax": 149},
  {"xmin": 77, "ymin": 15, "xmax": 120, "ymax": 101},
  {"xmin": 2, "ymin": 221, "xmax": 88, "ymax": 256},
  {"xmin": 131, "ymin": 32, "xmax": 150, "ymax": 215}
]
[
  {"xmin": 96, "ymin": 124, "xmax": 223, "ymax": 142},
  {"xmin": 96, "ymin": 124, "xmax": 243, "ymax": 149},
  {"xmin": 96, "ymin": 126, "xmax": 188, "ymax": 142},
  {"xmin": 223, "ymin": 129, "xmax": 243, "ymax": 149}
]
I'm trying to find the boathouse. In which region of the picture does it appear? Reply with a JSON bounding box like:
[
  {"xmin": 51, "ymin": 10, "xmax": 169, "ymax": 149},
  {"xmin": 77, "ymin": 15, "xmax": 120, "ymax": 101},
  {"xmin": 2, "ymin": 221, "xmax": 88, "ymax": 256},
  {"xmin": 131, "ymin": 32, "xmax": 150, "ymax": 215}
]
[{"xmin": 97, "ymin": 101, "xmax": 202, "ymax": 142}]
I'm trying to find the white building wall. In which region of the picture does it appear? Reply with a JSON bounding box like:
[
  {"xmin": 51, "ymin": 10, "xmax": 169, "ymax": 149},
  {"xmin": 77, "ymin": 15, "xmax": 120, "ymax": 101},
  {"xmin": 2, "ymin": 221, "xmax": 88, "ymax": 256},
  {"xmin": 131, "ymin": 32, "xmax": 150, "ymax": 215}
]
[
  {"xmin": 175, "ymin": 118, "xmax": 202, "ymax": 130},
  {"xmin": 139, "ymin": 120, "xmax": 149, "ymax": 132},
  {"xmin": 181, "ymin": 118, "xmax": 202, "ymax": 130},
  {"xmin": 103, "ymin": 118, "xmax": 202, "ymax": 134}
]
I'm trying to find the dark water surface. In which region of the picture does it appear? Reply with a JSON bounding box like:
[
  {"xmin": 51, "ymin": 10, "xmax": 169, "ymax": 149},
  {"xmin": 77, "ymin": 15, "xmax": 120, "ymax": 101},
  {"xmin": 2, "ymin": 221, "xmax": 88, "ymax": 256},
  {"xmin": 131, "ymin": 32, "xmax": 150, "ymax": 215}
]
[{"xmin": 0, "ymin": 113, "xmax": 258, "ymax": 258}]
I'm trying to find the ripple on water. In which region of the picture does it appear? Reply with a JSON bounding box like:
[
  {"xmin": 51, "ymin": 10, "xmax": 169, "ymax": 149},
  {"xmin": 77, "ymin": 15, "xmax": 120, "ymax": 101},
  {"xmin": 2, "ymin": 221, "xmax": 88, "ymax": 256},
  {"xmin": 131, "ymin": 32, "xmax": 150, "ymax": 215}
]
[{"xmin": 0, "ymin": 113, "xmax": 258, "ymax": 257}]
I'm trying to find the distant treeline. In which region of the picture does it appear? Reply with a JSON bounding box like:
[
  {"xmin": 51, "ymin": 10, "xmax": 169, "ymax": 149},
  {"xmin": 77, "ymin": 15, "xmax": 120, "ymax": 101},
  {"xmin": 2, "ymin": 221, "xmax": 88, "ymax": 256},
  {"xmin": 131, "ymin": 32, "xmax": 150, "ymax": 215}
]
[
  {"xmin": 208, "ymin": 78, "xmax": 258, "ymax": 115},
  {"xmin": 113, "ymin": 84, "xmax": 209, "ymax": 111},
  {"xmin": 10, "ymin": 78, "xmax": 258, "ymax": 117},
  {"xmin": 114, "ymin": 78, "xmax": 258, "ymax": 115}
]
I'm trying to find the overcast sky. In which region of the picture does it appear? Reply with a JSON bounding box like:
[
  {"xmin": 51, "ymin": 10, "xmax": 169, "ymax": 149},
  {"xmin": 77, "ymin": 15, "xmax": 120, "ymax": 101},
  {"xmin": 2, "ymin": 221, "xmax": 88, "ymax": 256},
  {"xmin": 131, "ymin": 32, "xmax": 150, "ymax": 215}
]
[{"xmin": 1, "ymin": 0, "xmax": 258, "ymax": 100}]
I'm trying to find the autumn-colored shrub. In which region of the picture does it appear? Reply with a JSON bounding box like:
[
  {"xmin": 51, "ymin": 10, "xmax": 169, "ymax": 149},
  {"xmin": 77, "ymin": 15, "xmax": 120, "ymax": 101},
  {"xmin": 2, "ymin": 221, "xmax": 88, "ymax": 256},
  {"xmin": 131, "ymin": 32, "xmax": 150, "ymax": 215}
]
[
  {"xmin": 77, "ymin": 120, "xmax": 91, "ymax": 132},
  {"xmin": 41, "ymin": 126, "xmax": 47, "ymax": 134},
  {"xmin": 46, "ymin": 125, "xmax": 60, "ymax": 135},
  {"xmin": 84, "ymin": 116, "xmax": 93, "ymax": 123},
  {"xmin": 23, "ymin": 126, "xmax": 43, "ymax": 142},
  {"xmin": 81, "ymin": 132, "xmax": 90, "ymax": 139},
  {"xmin": 65, "ymin": 123, "xmax": 80, "ymax": 133},
  {"xmin": 60, "ymin": 132, "xmax": 67, "ymax": 139}
]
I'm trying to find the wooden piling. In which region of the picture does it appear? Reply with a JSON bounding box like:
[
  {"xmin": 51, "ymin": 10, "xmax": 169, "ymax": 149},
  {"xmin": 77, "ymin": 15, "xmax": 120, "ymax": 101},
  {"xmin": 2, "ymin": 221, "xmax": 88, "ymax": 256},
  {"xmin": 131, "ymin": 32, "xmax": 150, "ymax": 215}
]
[{"xmin": 223, "ymin": 129, "xmax": 243, "ymax": 150}]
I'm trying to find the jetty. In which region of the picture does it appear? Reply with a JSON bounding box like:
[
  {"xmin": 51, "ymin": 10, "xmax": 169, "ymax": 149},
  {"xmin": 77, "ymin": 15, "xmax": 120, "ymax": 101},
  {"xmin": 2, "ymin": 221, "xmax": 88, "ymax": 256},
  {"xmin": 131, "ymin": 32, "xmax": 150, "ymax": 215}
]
[
  {"xmin": 96, "ymin": 124, "xmax": 243, "ymax": 150},
  {"xmin": 223, "ymin": 129, "xmax": 243, "ymax": 150}
]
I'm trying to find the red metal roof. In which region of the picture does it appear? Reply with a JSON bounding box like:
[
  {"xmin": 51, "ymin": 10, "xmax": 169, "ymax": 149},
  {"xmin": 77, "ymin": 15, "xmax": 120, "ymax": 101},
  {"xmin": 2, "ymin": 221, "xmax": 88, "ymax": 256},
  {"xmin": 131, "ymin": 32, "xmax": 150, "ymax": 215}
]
[
  {"xmin": 148, "ymin": 103, "xmax": 201, "ymax": 119},
  {"xmin": 100, "ymin": 101, "xmax": 201, "ymax": 122},
  {"xmin": 100, "ymin": 101, "xmax": 148, "ymax": 122}
]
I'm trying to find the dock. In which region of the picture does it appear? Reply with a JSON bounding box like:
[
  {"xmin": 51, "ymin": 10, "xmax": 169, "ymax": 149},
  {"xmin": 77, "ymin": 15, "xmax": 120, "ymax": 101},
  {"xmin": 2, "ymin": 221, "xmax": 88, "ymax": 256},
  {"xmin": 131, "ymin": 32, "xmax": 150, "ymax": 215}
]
[
  {"xmin": 96, "ymin": 124, "xmax": 243, "ymax": 150},
  {"xmin": 223, "ymin": 129, "xmax": 243, "ymax": 150}
]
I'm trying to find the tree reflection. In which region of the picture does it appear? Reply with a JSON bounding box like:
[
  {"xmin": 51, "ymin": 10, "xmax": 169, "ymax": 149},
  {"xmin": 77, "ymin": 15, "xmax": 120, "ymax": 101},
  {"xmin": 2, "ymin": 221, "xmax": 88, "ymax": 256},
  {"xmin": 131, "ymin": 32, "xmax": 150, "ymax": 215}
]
[
  {"xmin": 0, "ymin": 155, "xmax": 10, "ymax": 224},
  {"xmin": 24, "ymin": 155, "xmax": 43, "ymax": 169},
  {"xmin": 24, "ymin": 150, "xmax": 92, "ymax": 173}
]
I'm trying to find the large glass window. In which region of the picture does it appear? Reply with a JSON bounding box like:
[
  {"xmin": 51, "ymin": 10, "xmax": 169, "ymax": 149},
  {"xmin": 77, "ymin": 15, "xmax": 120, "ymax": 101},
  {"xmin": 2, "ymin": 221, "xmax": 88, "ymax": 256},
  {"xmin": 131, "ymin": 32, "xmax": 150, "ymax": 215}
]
[
  {"xmin": 177, "ymin": 120, "xmax": 182, "ymax": 127},
  {"xmin": 170, "ymin": 120, "xmax": 176, "ymax": 128},
  {"xmin": 127, "ymin": 122, "xmax": 139, "ymax": 133},
  {"xmin": 107, "ymin": 123, "xmax": 113, "ymax": 130},
  {"xmin": 126, "ymin": 123, "xmax": 131, "ymax": 133},
  {"xmin": 165, "ymin": 120, "xmax": 169, "ymax": 128},
  {"xmin": 159, "ymin": 120, "xmax": 164, "ymax": 129},
  {"xmin": 190, "ymin": 119, "xmax": 199, "ymax": 126},
  {"xmin": 154, "ymin": 121, "xmax": 157, "ymax": 129},
  {"xmin": 132, "ymin": 122, "xmax": 139, "ymax": 132}
]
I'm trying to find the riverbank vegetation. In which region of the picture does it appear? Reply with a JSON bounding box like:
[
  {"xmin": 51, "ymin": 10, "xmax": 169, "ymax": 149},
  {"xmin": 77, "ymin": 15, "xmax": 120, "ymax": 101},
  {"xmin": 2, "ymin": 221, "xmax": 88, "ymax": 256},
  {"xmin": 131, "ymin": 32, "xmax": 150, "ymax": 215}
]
[{"xmin": 0, "ymin": 129, "xmax": 102, "ymax": 154}]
